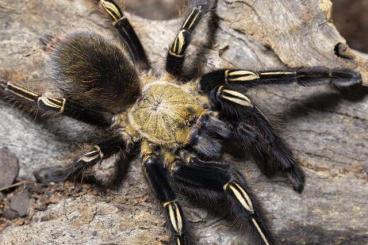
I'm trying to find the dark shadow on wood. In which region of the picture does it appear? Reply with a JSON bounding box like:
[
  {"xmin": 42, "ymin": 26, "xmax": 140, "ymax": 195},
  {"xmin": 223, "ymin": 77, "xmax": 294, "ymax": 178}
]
[
  {"xmin": 278, "ymin": 225, "xmax": 368, "ymax": 245},
  {"xmin": 280, "ymin": 85, "xmax": 368, "ymax": 121}
]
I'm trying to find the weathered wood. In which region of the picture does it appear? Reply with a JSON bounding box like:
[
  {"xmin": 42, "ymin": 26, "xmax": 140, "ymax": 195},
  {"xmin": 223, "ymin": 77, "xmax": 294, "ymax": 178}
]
[{"xmin": 0, "ymin": 0, "xmax": 367, "ymax": 244}]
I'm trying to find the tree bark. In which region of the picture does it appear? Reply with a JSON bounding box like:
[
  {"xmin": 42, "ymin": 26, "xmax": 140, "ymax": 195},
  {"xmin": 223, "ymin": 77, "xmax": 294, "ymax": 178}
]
[{"xmin": 0, "ymin": 0, "xmax": 367, "ymax": 244}]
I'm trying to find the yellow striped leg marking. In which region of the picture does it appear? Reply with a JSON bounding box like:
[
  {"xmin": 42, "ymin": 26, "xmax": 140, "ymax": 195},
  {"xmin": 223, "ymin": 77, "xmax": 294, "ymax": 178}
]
[
  {"xmin": 182, "ymin": 8, "xmax": 201, "ymax": 31},
  {"xmin": 168, "ymin": 50, "xmax": 185, "ymax": 58},
  {"xmin": 251, "ymin": 218, "xmax": 271, "ymax": 245},
  {"xmin": 259, "ymin": 71, "xmax": 296, "ymax": 76},
  {"xmin": 225, "ymin": 182, "xmax": 270, "ymax": 245},
  {"xmin": 163, "ymin": 201, "xmax": 183, "ymax": 235},
  {"xmin": 37, "ymin": 96, "xmax": 66, "ymax": 113},
  {"xmin": 78, "ymin": 146, "xmax": 104, "ymax": 163},
  {"xmin": 175, "ymin": 237, "xmax": 182, "ymax": 245},
  {"xmin": 224, "ymin": 182, "xmax": 254, "ymax": 213},
  {"xmin": 100, "ymin": 0, "xmax": 123, "ymax": 22},
  {"xmin": 169, "ymin": 7, "xmax": 201, "ymax": 57},
  {"xmin": 218, "ymin": 86, "xmax": 253, "ymax": 107},
  {"xmin": 170, "ymin": 30, "xmax": 187, "ymax": 56},
  {"xmin": 225, "ymin": 70, "xmax": 260, "ymax": 83},
  {"xmin": 4, "ymin": 82, "xmax": 38, "ymax": 102}
]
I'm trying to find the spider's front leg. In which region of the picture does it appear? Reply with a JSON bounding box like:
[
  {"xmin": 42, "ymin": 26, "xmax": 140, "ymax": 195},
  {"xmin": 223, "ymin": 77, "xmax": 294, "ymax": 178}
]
[
  {"xmin": 0, "ymin": 79, "xmax": 112, "ymax": 127},
  {"xmin": 198, "ymin": 67, "xmax": 362, "ymax": 192},
  {"xmin": 199, "ymin": 67, "xmax": 362, "ymax": 92},
  {"xmin": 141, "ymin": 141, "xmax": 190, "ymax": 245},
  {"xmin": 199, "ymin": 82, "xmax": 305, "ymax": 192},
  {"xmin": 98, "ymin": 0, "xmax": 150, "ymax": 71},
  {"xmin": 166, "ymin": 0, "xmax": 216, "ymax": 76},
  {"xmin": 1, "ymin": 30, "xmax": 143, "ymax": 128},
  {"xmin": 170, "ymin": 155, "xmax": 275, "ymax": 245},
  {"xmin": 34, "ymin": 135, "xmax": 127, "ymax": 184}
]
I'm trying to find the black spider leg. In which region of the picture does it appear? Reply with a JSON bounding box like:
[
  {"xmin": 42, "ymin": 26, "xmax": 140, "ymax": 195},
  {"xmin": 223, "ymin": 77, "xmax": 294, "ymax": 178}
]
[
  {"xmin": 209, "ymin": 85, "xmax": 305, "ymax": 192},
  {"xmin": 141, "ymin": 142, "xmax": 190, "ymax": 245},
  {"xmin": 199, "ymin": 67, "xmax": 362, "ymax": 93},
  {"xmin": 170, "ymin": 155, "xmax": 276, "ymax": 245},
  {"xmin": 187, "ymin": 111, "xmax": 232, "ymax": 159},
  {"xmin": 0, "ymin": 80, "xmax": 112, "ymax": 127},
  {"xmin": 99, "ymin": 0, "xmax": 150, "ymax": 71},
  {"xmin": 166, "ymin": 0, "xmax": 216, "ymax": 76},
  {"xmin": 34, "ymin": 136, "xmax": 124, "ymax": 184}
]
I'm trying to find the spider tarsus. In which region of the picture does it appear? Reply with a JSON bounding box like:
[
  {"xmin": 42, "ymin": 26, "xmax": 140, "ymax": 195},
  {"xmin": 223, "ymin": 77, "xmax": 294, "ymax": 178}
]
[
  {"xmin": 296, "ymin": 67, "xmax": 362, "ymax": 88},
  {"xmin": 330, "ymin": 68, "xmax": 362, "ymax": 89},
  {"xmin": 287, "ymin": 165, "xmax": 306, "ymax": 193},
  {"xmin": 34, "ymin": 137, "xmax": 125, "ymax": 185},
  {"xmin": 33, "ymin": 165, "xmax": 74, "ymax": 185}
]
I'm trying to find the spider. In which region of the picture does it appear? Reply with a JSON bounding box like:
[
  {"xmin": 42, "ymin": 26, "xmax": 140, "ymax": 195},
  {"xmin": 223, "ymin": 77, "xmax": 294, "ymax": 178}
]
[{"xmin": 0, "ymin": 0, "xmax": 362, "ymax": 244}]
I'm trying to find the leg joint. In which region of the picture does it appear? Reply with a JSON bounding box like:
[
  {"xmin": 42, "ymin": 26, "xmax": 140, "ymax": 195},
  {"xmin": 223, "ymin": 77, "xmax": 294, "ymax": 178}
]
[
  {"xmin": 224, "ymin": 181, "xmax": 255, "ymax": 214},
  {"xmin": 169, "ymin": 29, "xmax": 191, "ymax": 57},
  {"xmin": 78, "ymin": 146, "xmax": 103, "ymax": 163},
  {"xmin": 164, "ymin": 201, "xmax": 185, "ymax": 235},
  {"xmin": 100, "ymin": 0, "xmax": 123, "ymax": 22},
  {"xmin": 212, "ymin": 86, "xmax": 254, "ymax": 108},
  {"xmin": 37, "ymin": 96, "xmax": 66, "ymax": 113}
]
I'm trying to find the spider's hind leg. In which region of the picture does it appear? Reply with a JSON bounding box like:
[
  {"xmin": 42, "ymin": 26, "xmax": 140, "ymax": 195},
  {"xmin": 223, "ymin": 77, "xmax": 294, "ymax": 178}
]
[
  {"xmin": 199, "ymin": 67, "xmax": 362, "ymax": 92},
  {"xmin": 209, "ymin": 85, "xmax": 305, "ymax": 192},
  {"xmin": 0, "ymin": 79, "xmax": 112, "ymax": 127},
  {"xmin": 170, "ymin": 155, "xmax": 276, "ymax": 245},
  {"xmin": 141, "ymin": 142, "xmax": 191, "ymax": 245},
  {"xmin": 34, "ymin": 136, "xmax": 125, "ymax": 184}
]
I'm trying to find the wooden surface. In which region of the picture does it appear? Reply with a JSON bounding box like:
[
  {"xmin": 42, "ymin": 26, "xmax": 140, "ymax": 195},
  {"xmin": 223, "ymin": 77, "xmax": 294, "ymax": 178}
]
[{"xmin": 0, "ymin": 0, "xmax": 367, "ymax": 244}]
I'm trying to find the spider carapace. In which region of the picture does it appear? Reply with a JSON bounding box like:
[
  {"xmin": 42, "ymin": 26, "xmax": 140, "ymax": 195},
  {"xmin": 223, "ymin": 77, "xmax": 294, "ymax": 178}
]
[
  {"xmin": 0, "ymin": 0, "xmax": 363, "ymax": 244},
  {"xmin": 128, "ymin": 81, "xmax": 205, "ymax": 147}
]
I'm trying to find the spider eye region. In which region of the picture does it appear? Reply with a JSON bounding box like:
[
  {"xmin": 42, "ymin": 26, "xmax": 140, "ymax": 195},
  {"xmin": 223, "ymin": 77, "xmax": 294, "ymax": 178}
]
[{"xmin": 128, "ymin": 82, "xmax": 204, "ymax": 146}]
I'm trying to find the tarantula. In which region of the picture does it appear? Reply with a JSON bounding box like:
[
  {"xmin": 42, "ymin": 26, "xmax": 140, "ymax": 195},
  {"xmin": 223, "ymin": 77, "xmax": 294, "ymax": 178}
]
[{"xmin": 0, "ymin": 0, "xmax": 362, "ymax": 244}]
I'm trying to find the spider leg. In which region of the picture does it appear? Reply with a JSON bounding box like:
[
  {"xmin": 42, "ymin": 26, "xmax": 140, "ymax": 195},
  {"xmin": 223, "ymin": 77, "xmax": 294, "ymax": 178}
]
[
  {"xmin": 209, "ymin": 85, "xmax": 305, "ymax": 192},
  {"xmin": 0, "ymin": 79, "xmax": 112, "ymax": 127},
  {"xmin": 165, "ymin": 0, "xmax": 216, "ymax": 76},
  {"xmin": 141, "ymin": 142, "xmax": 190, "ymax": 245},
  {"xmin": 187, "ymin": 110, "xmax": 232, "ymax": 159},
  {"xmin": 199, "ymin": 67, "xmax": 362, "ymax": 92},
  {"xmin": 170, "ymin": 155, "xmax": 275, "ymax": 245},
  {"xmin": 34, "ymin": 136, "xmax": 125, "ymax": 184},
  {"xmin": 98, "ymin": 0, "xmax": 150, "ymax": 71}
]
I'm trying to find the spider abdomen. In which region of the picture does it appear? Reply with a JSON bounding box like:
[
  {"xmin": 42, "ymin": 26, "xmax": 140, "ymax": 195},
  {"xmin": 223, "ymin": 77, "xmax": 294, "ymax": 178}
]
[
  {"xmin": 52, "ymin": 32, "xmax": 140, "ymax": 114},
  {"xmin": 128, "ymin": 81, "xmax": 204, "ymax": 146}
]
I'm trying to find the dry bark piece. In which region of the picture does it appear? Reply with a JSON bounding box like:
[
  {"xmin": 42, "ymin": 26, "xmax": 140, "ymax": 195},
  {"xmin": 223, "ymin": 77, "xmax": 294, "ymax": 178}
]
[
  {"xmin": 3, "ymin": 190, "xmax": 31, "ymax": 219},
  {"xmin": 0, "ymin": 148, "xmax": 19, "ymax": 190},
  {"xmin": 9, "ymin": 191, "xmax": 31, "ymax": 217}
]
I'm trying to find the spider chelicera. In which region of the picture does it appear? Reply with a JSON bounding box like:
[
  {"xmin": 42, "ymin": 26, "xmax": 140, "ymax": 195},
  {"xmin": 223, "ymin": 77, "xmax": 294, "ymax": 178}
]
[{"xmin": 0, "ymin": 0, "xmax": 362, "ymax": 244}]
